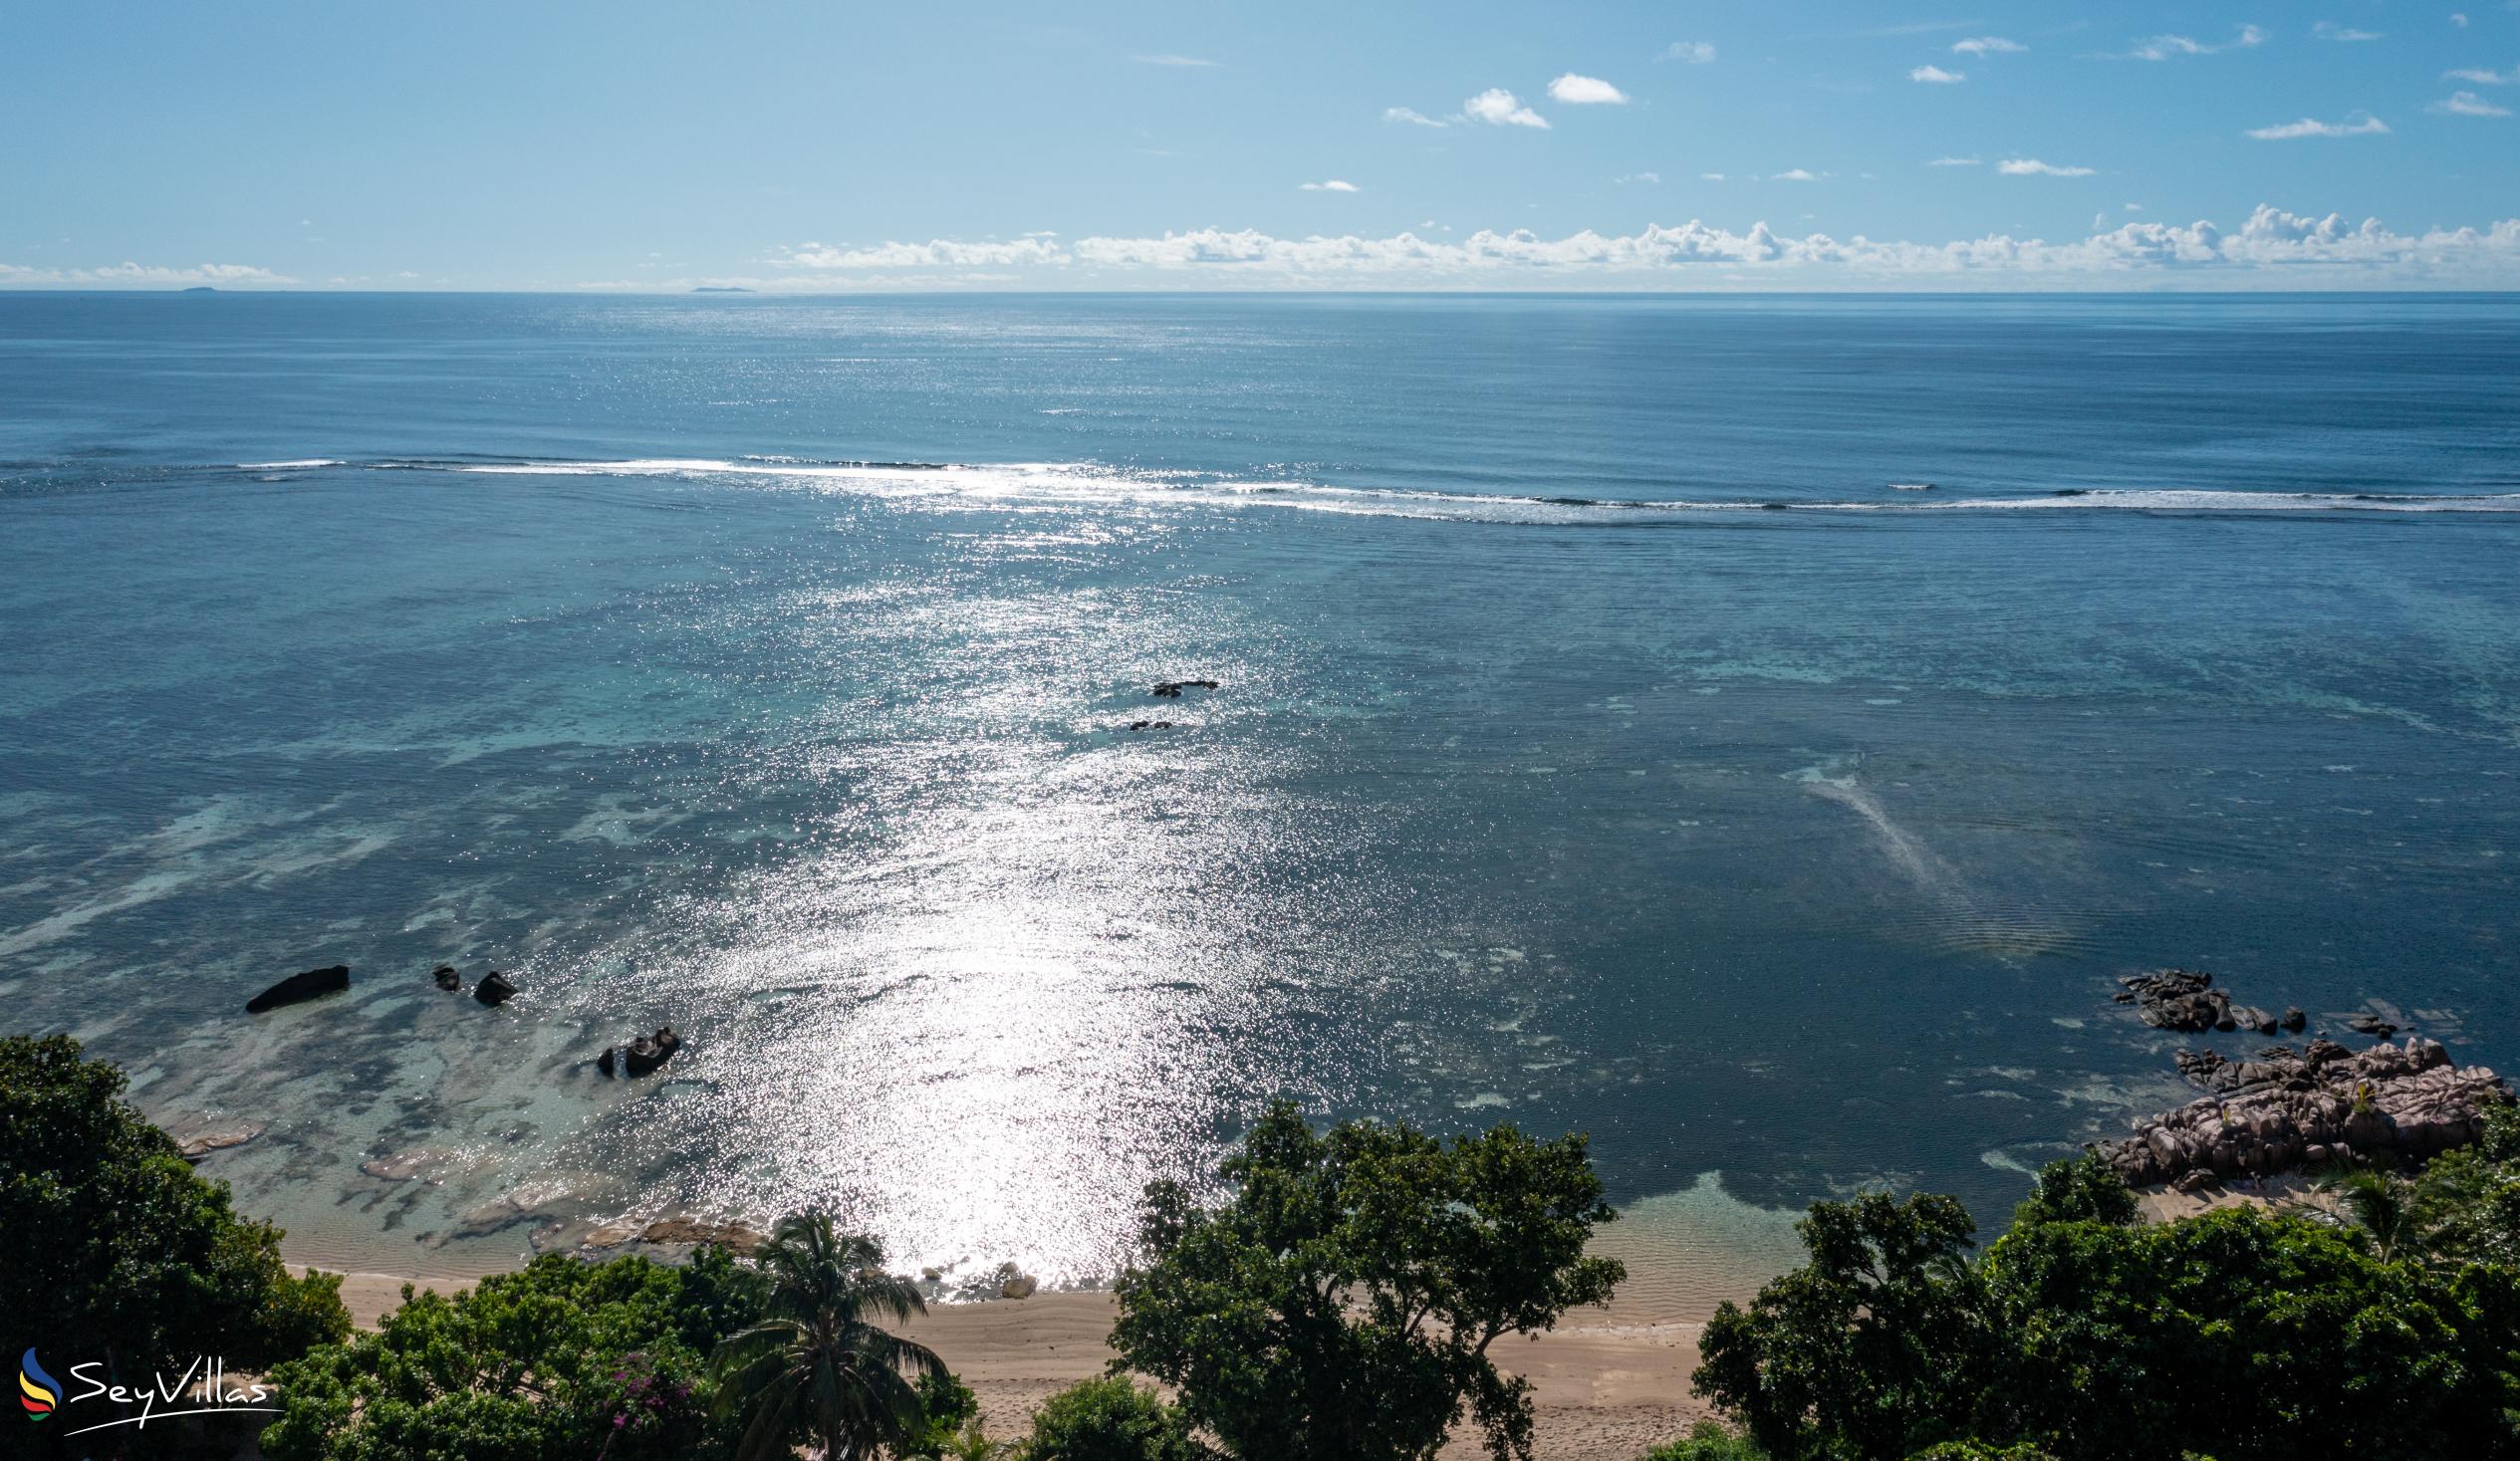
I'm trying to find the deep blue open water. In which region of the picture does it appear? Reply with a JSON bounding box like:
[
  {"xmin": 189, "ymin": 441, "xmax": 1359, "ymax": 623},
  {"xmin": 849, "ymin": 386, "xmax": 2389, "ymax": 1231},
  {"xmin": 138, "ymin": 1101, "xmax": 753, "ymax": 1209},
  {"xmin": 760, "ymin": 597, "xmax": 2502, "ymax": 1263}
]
[{"xmin": 3, "ymin": 292, "xmax": 2516, "ymax": 1307}]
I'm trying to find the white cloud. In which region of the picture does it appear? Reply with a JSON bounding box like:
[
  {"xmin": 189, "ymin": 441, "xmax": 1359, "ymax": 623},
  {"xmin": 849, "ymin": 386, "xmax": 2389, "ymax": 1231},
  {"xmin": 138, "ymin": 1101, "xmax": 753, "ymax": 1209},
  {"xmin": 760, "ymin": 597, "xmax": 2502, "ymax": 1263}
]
[
  {"xmin": 1300, "ymin": 179, "xmax": 1363, "ymax": 192},
  {"xmin": 2312, "ymin": 22, "xmax": 2382, "ymax": 42},
  {"xmin": 1130, "ymin": 53, "xmax": 1217, "ymax": 67},
  {"xmin": 1548, "ymin": 73, "xmax": 1629, "ymax": 105},
  {"xmin": 1045, "ymin": 207, "xmax": 2520, "ymax": 286},
  {"xmin": 1909, "ymin": 65, "xmax": 1966, "ymax": 84},
  {"xmin": 2452, "ymin": 12, "xmax": 2469, "ymax": 26},
  {"xmin": 1384, "ymin": 106, "xmax": 1452, "ymax": 127},
  {"xmin": 1769, "ymin": 168, "xmax": 1823, "ymax": 181},
  {"xmin": 2446, "ymin": 66, "xmax": 2517, "ymax": 85},
  {"xmin": 1661, "ymin": 41, "xmax": 1717, "ymax": 64},
  {"xmin": 1700, "ymin": 171, "xmax": 1726, "ymax": 181},
  {"xmin": 1464, "ymin": 88, "xmax": 1550, "ymax": 127},
  {"xmin": 2128, "ymin": 24, "xmax": 2268, "ymax": 60},
  {"xmin": 2126, "ymin": 203, "xmax": 2145, "ymax": 212},
  {"xmin": 2434, "ymin": 91, "xmax": 2514, "ymax": 116},
  {"xmin": 1615, "ymin": 171, "xmax": 1662, "ymax": 184},
  {"xmin": 0, "ymin": 260, "xmax": 291, "ymax": 288},
  {"xmin": 2246, "ymin": 114, "xmax": 2391, "ymax": 138},
  {"xmin": 782, "ymin": 238, "xmax": 1067, "ymax": 268},
  {"xmin": 1928, "ymin": 155, "xmax": 1983, "ymax": 166},
  {"xmin": 1952, "ymin": 36, "xmax": 2026, "ymax": 56},
  {"xmin": 1999, "ymin": 158, "xmax": 2097, "ymax": 176}
]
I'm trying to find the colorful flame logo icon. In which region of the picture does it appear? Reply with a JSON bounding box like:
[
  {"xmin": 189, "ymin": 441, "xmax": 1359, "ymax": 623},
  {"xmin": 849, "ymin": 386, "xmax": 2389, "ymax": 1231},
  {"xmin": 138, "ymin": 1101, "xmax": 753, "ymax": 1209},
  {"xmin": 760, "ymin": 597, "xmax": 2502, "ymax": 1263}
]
[{"xmin": 19, "ymin": 1347, "xmax": 59, "ymax": 1420}]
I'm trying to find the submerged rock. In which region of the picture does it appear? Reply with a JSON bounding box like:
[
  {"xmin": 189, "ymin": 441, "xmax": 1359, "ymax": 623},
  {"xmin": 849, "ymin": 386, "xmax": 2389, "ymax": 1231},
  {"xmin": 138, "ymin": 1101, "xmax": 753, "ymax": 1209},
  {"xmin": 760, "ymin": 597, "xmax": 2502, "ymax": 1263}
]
[
  {"xmin": 2346, "ymin": 1013, "xmax": 2401, "ymax": 1040},
  {"xmin": 474, "ymin": 970, "xmax": 519, "ymax": 1006},
  {"xmin": 578, "ymin": 1217, "xmax": 764, "ymax": 1256},
  {"xmin": 246, "ymin": 964, "xmax": 350, "ymax": 1014},
  {"xmin": 2097, "ymin": 1037, "xmax": 2510, "ymax": 1188},
  {"xmin": 176, "ymin": 1124, "xmax": 264, "ymax": 1161},
  {"xmin": 432, "ymin": 965, "xmax": 463, "ymax": 992},
  {"xmin": 1150, "ymin": 679, "xmax": 1219, "ymax": 698}
]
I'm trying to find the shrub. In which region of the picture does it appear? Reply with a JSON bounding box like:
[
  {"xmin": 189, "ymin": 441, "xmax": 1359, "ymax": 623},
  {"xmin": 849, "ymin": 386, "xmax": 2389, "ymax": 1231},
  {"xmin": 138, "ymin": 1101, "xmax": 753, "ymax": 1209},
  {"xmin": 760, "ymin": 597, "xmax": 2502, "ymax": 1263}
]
[
  {"xmin": 260, "ymin": 1247, "xmax": 766, "ymax": 1461},
  {"xmin": 1024, "ymin": 1375, "xmax": 1204, "ymax": 1460}
]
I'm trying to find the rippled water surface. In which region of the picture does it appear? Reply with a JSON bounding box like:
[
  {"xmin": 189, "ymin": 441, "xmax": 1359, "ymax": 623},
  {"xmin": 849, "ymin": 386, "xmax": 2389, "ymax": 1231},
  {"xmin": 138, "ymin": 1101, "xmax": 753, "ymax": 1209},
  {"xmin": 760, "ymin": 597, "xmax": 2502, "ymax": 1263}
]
[{"xmin": 3, "ymin": 293, "xmax": 2516, "ymax": 1303}]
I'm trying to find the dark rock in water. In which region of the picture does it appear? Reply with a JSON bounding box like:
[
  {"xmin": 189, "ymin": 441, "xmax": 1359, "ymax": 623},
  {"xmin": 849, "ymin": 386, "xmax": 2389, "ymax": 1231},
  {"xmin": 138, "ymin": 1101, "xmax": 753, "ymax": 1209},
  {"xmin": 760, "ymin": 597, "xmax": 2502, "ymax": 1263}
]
[
  {"xmin": 2119, "ymin": 968, "xmax": 2232, "ymax": 1033},
  {"xmin": 246, "ymin": 965, "xmax": 350, "ymax": 1014},
  {"xmin": 597, "ymin": 1047, "xmax": 617, "ymax": 1077},
  {"xmin": 2228, "ymin": 1005, "xmax": 2278, "ymax": 1036},
  {"xmin": 1129, "ymin": 720, "xmax": 1150, "ymax": 731},
  {"xmin": 475, "ymin": 971, "xmax": 519, "ymax": 1006},
  {"xmin": 432, "ymin": 965, "xmax": 463, "ymax": 992},
  {"xmin": 623, "ymin": 1025, "xmax": 682, "ymax": 1077},
  {"xmin": 2346, "ymin": 1013, "xmax": 2400, "ymax": 1040},
  {"xmin": 2096, "ymin": 1037, "xmax": 2510, "ymax": 1189},
  {"xmin": 2282, "ymin": 1007, "xmax": 2308, "ymax": 1033},
  {"xmin": 1150, "ymin": 679, "xmax": 1219, "ymax": 698}
]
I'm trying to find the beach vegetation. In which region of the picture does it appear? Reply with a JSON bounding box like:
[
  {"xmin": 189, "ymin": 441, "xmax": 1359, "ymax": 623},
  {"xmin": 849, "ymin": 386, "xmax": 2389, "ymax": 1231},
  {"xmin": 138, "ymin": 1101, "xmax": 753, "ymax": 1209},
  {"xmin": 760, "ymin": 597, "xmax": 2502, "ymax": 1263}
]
[
  {"xmin": 1021, "ymin": 1375, "xmax": 1205, "ymax": 1460},
  {"xmin": 1693, "ymin": 1155, "xmax": 2520, "ymax": 1461},
  {"xmin": 712, "ymin": 1208, "xmax": 953, "ymax": 1461},
  {"xmin": 1111, "ymin": 1097, "xmax": 1624, "ymax": 1461},
  {"xmin": 0, "ymin": 1033, "xmax": 351, "ymax": 1389},
  {"xmin": 1640, "ymin": 1418, "xmax": 1769, "ymax": 1459},
  {"xmin": 260, "ymin": 1245, "xmax": 765, "ymax": 1461}
]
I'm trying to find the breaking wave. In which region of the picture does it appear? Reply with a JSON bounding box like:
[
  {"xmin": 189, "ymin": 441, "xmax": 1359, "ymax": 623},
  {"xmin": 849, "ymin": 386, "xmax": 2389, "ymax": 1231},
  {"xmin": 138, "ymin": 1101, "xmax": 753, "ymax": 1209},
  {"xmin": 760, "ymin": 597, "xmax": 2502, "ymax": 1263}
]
[{"xmin": 232, "ymin": 455, "xmax": 2520, "ymax": 524}]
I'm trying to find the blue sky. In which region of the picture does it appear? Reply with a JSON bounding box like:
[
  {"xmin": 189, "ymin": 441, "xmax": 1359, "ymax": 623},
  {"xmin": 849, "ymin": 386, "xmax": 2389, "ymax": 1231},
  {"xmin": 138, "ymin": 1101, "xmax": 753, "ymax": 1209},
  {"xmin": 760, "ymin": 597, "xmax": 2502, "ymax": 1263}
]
[{"xmin": 4, "ymin": 0, "xmax": 2516, "ymax": 290}]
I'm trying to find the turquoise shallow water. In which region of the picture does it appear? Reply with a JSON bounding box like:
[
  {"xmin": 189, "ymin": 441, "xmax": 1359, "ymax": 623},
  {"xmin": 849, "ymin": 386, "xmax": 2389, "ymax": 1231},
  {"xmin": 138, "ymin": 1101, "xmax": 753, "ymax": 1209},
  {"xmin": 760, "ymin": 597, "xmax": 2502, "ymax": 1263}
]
[{"xmin": 2, "ymin": 293, "xmax": 2516, "ymax": 1302}]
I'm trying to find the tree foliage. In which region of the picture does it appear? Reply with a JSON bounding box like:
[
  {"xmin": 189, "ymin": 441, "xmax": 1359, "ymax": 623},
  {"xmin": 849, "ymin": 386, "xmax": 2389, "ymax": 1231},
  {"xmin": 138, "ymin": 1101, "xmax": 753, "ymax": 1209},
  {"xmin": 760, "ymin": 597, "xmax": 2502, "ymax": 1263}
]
[
  {"xmin": 0, "ymin": 1033, "xmax": 351, "ymax": 1394},
  {"xmin": 1692, "ymin": 1154, "xmax": 2520, "ymax": 1461},
  {"xmin": 1112, "ymin": 1098, "xmax": 1623, "ymax": 1461},
  {"xmin": 260, "ymin": 1246, "xmax": 767, "ymax": 1461},
  {"xmin": 1693, "ymin": 1191, "xmax": 1992, "ymax": 1461},
  {"xmin": 711, "ymin": 1209, "xmax": 951, "ymax": 1461}
]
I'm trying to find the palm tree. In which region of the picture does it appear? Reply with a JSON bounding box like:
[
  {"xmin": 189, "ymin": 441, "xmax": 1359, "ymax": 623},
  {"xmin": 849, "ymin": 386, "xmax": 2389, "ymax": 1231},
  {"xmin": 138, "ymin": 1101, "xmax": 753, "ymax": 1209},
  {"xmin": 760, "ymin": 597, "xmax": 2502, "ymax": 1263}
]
[
  {"xmin": 713, "ymin": 1210, "xmax": 950, "ymax": 1460},
  {"xmin": 2314, "ymin": 1165, "xmax": 2420, "ymax": 1263}
]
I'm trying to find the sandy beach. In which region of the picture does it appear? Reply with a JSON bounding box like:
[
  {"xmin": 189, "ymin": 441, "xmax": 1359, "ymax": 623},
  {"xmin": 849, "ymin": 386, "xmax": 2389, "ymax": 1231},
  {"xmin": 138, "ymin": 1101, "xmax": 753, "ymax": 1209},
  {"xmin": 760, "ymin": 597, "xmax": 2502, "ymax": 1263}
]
[{"xmin": 320, "ymin": 1271, "xmax": 1715, "ymax": 1458}]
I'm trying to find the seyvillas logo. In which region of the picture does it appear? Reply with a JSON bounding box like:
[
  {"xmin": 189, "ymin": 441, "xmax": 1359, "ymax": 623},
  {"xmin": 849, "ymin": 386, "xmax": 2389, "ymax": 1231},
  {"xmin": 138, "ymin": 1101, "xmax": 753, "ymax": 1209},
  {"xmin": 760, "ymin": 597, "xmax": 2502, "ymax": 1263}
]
[
  {"xmin": 19, "ymin": 1348, "xmax": 59, "ymax": 1420},
  {"xmin": 13, "ymin": 1349, "xmax": 275, "ymax": 1437}
]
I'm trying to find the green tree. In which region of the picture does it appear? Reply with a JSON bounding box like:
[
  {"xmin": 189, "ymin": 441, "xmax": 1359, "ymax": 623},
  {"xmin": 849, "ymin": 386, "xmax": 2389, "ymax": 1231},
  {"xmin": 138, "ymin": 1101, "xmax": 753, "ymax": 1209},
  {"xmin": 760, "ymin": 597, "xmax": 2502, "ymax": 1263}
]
[
  {"xmin": 712, "ymin": 1209, "xmax": 950, "ymax": 1461},
  {"xmin": 2312, "ymin": 1165, "xmax": 2421, "ymax": 1262},
  {"xmin": 260, "ymin": 1246, "xmax": 765, "ymax": 1461},
  {"xmin": 2410, "ymin": 1104, "xmax": 2520, "ymax": 1270},
  {"xmin": 1112, "ymin": 1099, "xmax": 1623, "ymax": 1461},
  {"xmin": 1024, "ymin": 1376, "xmax": 1204, "ymax": 1461},
  {"xmin": 2009, "ymin": 1153, "xmax": 2137, "ymax": 1229},
  {"xmin": 1979, "ymin": 1204, "xmax": 2520, "ymax": 1461},
  {"xmin": 0, "ymin": 1034, "xmax": 350, "ymax": 1400},
  {"xmin": 1693, "ymin": 1190, "xmax": 1992, "ymax": 1461}
]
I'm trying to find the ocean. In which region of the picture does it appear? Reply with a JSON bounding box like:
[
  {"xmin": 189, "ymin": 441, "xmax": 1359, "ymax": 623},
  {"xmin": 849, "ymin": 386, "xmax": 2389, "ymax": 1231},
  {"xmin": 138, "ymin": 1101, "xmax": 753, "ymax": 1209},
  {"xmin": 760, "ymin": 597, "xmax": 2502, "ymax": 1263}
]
[{"xmin": 3, "ymin": 291, "xmax": 2516, "ymax": 1308}]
